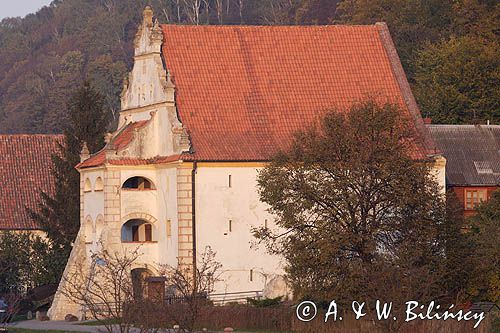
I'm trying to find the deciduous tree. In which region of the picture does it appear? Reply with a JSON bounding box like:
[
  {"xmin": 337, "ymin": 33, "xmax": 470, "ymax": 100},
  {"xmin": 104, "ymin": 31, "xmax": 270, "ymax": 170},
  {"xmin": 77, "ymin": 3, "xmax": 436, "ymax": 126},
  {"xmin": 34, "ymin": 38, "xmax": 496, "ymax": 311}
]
[
  {"xmin": 254, "ymin": 101, "xmax": 469, "ymax": 318},
  {"xmin": 159, "ymin": 246, "xmax": 222, "ymax": 332},
  {"xmin": 336, "ymin": 0, "xmax": 455, "ymax": 80},
  {"xmin": 468, "ymin": 190, "xmax": 500, "ymax": 303},
  {"xmin": 0, "ymin": 232, "xmax": 66, "ymax": 294},
  {"xmin": 61, "ymin": 247, "xmax": 141, "ymax": 333},
  {"xmin": 414, "ymin": 35, "xmax": 499, "ymax": 124},
  {"xmin": 295, "ymin": 0, "xmax": 338, "ymax": 24}
]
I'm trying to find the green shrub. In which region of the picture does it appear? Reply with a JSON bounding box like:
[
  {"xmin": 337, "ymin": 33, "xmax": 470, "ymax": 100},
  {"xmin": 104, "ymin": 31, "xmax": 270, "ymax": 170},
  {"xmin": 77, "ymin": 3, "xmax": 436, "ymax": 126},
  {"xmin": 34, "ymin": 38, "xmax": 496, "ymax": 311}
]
[{"xmin": 247, "ymin": 296, "xmax": 283, "ymax": 307}]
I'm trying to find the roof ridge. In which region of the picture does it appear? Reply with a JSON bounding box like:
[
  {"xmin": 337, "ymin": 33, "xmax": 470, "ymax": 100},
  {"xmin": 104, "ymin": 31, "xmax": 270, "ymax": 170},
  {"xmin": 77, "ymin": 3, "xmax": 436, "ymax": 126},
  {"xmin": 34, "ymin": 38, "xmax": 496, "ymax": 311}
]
[
  {"xmin": 0, "ymin": 134, "xmax": 64, "ymax": 137},
  {"xmin": 427, "ymin": 124, "xmax": 500, "ymax": 128},
  {"xmin": 160, "ymin": 23, "xmax": 380, "ymax": 28}
]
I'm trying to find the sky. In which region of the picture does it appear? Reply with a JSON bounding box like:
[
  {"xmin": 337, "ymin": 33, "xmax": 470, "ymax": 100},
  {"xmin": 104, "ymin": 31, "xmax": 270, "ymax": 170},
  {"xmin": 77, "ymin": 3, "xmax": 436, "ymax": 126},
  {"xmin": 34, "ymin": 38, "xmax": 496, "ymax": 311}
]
[{"xmin": 0, "ymin": 0, "xmax": 52, "ymax": 20}]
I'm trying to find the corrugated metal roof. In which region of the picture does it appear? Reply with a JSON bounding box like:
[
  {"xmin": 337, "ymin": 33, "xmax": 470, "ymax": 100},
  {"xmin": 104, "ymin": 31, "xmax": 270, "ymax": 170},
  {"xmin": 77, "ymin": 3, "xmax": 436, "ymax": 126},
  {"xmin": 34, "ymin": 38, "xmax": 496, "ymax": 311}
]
[{"xmin": 427, "ymin": 125, "xmax": 500, "ymax": 186}]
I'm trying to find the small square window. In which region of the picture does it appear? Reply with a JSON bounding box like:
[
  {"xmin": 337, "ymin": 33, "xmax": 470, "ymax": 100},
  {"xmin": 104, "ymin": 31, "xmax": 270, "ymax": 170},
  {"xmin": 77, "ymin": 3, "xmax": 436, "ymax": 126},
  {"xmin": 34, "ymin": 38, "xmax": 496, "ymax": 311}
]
[
  {"xmin": 166, "ymin": 220, "xmax": 172, "ymax": 237},
  {"xmin": 465, "ymin": 189, "xmax": 486, "ymax": 210}
]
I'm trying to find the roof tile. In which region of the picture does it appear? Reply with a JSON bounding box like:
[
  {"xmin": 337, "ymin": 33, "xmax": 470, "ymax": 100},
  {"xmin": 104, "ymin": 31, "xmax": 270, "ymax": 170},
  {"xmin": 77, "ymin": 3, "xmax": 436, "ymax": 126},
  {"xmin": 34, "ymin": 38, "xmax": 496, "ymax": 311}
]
[
  {"xmin": 161, "ymin": 24, "xmax": 433, "ymax": 161},
  {"xmin": 0, "ymin": 135, "xmax": 62, "ymax": 230}
]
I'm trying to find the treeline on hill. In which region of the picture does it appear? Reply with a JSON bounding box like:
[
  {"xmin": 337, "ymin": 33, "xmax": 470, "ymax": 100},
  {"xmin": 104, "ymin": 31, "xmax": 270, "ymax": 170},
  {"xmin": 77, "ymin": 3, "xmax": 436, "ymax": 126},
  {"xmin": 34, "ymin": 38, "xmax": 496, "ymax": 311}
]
[{"xmin": 0, "ymin": 0, "xmax": 498, "ymax": 134}]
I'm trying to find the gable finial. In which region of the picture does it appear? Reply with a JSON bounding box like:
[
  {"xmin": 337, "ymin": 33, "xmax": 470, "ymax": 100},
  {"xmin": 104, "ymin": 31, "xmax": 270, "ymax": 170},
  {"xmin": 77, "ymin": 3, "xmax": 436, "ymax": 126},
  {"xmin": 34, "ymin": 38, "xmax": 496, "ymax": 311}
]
[
  {"xmin": 166, "ymin": 70, "xmax": 175, "ymax": 88},
  {"xmin": 143, "ymin": 6, "xmax": 154, "ymax": 27},
  {"xmin": 80, "ymin": 142, "xmax": 90, "ymax": 162}
]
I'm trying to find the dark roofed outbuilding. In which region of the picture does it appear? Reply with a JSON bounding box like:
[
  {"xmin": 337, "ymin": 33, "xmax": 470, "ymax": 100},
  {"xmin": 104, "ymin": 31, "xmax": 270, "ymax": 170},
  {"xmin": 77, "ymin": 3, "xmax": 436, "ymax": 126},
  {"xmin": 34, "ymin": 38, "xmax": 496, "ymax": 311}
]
[
  {"xmin": 427, "ymin": 125, "xmax": 500, "ymax": 186},
  {"xmin": 427, "ymin": 125, "xmax": 500, "ymax": 216}
]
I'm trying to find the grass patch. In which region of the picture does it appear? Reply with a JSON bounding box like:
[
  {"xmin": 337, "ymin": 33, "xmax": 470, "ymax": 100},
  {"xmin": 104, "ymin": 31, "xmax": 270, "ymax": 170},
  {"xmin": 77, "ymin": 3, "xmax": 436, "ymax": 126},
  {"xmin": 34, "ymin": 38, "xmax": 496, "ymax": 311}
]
[
  {"xmin": 8, "ymin": 328, "xmax": 87, "ymax": 333},
  {"xmin": 78, "ymin": 318, "xmax": 119, "ymax": 326},
  {"xmin": 9, "ymin": 315, "xmax": 28, "ymax": 323},
  {"xmin": 195, "ymin": 327, "xmax": 290, "ymax": 333},
  {"xmin": 234, "ymin": 329, "xmax": 288, "ymax": 333}
]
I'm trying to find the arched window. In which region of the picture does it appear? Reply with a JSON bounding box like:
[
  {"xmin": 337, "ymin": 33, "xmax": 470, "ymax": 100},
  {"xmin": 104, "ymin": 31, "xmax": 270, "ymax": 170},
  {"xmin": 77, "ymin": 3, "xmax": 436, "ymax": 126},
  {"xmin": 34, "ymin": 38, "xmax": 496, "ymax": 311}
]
[
  {"xmin": 84, "ymin": 178, "xmax": 92, "ymax": 192},
  {"xmin": 84, "ymin": 216, "xmax": 94, "ymax": 243},
  {"xmin": 122, "ymin": 177, "xmax": 154, "ymax": 190},
  {"xmin": 121, "ymin": 219, "xmax": 154, "ymax": 242},
  {"xmin": 95, "ymin": 177, "xmax": 104, "ymax": 191}
]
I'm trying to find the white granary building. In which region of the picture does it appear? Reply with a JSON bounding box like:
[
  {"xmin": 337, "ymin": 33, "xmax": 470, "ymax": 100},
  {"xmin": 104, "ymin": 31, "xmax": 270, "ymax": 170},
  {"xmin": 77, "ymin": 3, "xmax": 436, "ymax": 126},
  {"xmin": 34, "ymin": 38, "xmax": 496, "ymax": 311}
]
[{"xmin": 48, "ymin": 7, "xmax": 445, "ymax": 319}]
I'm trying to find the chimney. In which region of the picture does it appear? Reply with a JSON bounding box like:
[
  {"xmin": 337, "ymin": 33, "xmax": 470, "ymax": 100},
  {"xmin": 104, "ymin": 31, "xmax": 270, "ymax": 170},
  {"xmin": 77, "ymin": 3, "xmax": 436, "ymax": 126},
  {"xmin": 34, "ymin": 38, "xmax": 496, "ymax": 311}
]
[
  {"xmin": 80, "ymin": 142, "xmax": 90, "ymax": 162},
  {"xmin": 423, "ymin": 117, "xmax": 432, "ymax": 125}
]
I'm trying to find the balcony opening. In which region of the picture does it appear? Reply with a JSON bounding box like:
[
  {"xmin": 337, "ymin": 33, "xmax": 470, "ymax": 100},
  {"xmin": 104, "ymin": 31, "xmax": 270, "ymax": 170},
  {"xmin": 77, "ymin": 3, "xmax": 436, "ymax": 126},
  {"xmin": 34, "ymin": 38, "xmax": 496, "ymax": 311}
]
[
  {"xmin": 122, "ymin": 176, "xmax": 154, "ymax": 190},
  {"xmin": 122, "ymin": 219, "xmax": 155, "ymax": 242}
]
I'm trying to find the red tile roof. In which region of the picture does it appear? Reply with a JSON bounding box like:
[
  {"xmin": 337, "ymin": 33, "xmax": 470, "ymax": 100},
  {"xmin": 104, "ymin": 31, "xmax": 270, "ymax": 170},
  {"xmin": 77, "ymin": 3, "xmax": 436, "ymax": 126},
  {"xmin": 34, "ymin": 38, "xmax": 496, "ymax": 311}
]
[
  {"xmin": 77, "ymin": 121, "xmax": 150, "ymax": 168},
  {"xmin": 77, "ymin": 150, "xmax": 106, "ymax": 169},
  {"xmin": 77, "ymin": 120, "xmax": 182, "ymax": 169},
  {"xmin": 112, "ymin": 120, "xmax": 149, "ymax": 150},
  {"xmin": 78, "ymin": 151, "xmax": 181, "ymax": 168},
  {"xmin": 161, "ymin": 24, "xmax": 437, "ymax": 161},
  {"xmin": 0, "ymin": 135, "xmax": 62, "ymax": 230},
  {"xmin": 79, "ymin": 24, "xmax": 438, "ymax": 169}
]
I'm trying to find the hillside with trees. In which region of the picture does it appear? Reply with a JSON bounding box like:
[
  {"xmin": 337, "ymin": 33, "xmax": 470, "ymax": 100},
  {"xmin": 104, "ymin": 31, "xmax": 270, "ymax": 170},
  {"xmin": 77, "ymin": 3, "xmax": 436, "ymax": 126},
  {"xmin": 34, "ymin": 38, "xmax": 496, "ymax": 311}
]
[{"xmin": 0, "ymin": 0, "xmax": 498, "ymax": 133}]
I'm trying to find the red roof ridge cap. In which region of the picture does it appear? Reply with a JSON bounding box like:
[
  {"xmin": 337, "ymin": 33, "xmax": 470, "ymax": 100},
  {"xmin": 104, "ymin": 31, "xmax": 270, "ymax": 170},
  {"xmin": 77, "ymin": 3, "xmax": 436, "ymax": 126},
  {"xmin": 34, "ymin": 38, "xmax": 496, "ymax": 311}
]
[
  {"xmin": 375, "ymin": 22, "xmax": 441, "ymax": 157},
  {"xmin": 160, "ymin": 23, "xmax": 380, "ymax": 29},
  {"xmin": 0, "ymin": 134, "xmax": 64, "ymax": 138}
]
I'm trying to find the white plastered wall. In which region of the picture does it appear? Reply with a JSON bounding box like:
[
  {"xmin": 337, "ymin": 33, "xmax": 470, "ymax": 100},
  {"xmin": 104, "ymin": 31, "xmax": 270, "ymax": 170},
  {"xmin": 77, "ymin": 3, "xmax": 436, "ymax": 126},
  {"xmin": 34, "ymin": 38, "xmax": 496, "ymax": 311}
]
[
  {"xmin": 433, "ymin": 156, "xmax": 447, "ymax": 194},
  {"xmin": 195, "ymin": 165, "xmax": 285, "ymax": 295}
]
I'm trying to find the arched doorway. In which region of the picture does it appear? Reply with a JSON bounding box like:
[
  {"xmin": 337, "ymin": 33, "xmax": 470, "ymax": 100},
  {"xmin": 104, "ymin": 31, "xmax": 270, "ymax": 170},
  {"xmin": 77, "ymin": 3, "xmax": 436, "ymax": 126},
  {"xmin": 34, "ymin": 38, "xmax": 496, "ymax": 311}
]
[{"xmin": 131, "ymin": 268, "xmax": 153, "ymax": 300}]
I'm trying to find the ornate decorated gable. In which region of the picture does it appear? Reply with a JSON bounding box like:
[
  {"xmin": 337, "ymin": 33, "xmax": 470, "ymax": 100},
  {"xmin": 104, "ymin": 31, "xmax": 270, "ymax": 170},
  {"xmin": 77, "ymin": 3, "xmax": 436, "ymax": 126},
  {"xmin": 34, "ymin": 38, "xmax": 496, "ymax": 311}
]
[
  {"xmin": 120, "ymin": 6, "xmax": 169, "ymax": 113},
  {"xmin": 78, "ymin": 7, "xmax": 190, "ymax": 169}
]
